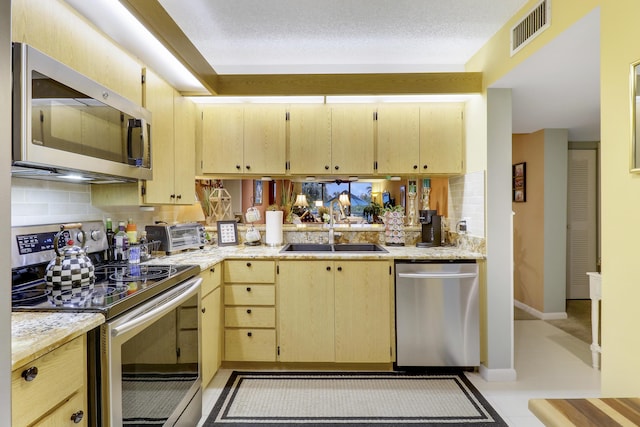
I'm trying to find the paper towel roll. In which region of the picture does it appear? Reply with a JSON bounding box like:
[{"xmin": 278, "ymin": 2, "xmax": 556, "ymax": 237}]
[{"xmin": 265, "ymin": 211, "xmax": 284, "ymax": 246}]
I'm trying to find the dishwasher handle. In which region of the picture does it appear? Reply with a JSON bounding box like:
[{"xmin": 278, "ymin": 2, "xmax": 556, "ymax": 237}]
[{"xmin": 397, "ymin": 272, "xmax": 477, "ymax": 279}]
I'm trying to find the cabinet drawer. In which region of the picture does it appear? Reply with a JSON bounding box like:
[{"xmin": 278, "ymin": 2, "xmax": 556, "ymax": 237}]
[
  {"xmin": 32, "ymin": 390, "xmax": 86, "ymax": 426},
  {"xmin": 12, "ymin": 336, "xmax": 85, "ymax": 427},
  {"xmin": 224, "ymin": 260, "xmax": 275, "ymax": 283},
  {"xmin": 224, "ymin": 329, "xmax": 276, "ymax": 361},
  {"xmin": 225, "ymin": 284, "xmax": 275, "ymax": 306},
  {"xmin": 225, "ymin": 307, "xmax": 275, "ymax": 328},
  {"xmin": 202, "ymin": 264, "xmax": 222, "ymax": 296}
]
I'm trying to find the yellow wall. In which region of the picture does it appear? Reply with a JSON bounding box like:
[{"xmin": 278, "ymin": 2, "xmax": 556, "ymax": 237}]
[
  {"xmin": 512, "ymin": 132, "xmax": 545, "ymax": 311},
  {"xmin": 600, "ymin": 0, "xmax": 640, "ymax": 396}
]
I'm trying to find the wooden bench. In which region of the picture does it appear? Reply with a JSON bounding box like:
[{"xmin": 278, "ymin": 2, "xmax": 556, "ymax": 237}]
[{"xmin": 529, "ymin": 398, "xmax": 640, "ymax": 426}]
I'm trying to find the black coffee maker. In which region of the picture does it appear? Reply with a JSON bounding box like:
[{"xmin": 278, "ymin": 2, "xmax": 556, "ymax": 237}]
[{"xmin": 417, "ymin": 209, "xmax": 441, "ymax": 247}]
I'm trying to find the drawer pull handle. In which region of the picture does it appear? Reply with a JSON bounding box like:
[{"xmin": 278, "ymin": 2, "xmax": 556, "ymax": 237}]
[
  {"xmin": 201, "ymin": 307, "xmax": 206, "ymax": 313},
  {"xmin": 71, "ymin": 410, "xmax": 84, "ymax": 424},
  {"xmin": 247, "ymin": 332, "xmax": 252, "ymax": 337},
  {"xmin": 246, "ymin": 262, "xmax": 252, "ymax": 267},
  {"xmin": 247, "ymin": 309, "xmax": 252, "ymax": 314},
  {"xmin": 21, "ymin": 366, "xmax": 38, "ymax": 382},
  {"xmin": 246, "ymin": 287, "xmax": 252, "ymax": 292},
  {"xmin": 210, "ymin": 267, "xmax": 215, "ymax": 272}
]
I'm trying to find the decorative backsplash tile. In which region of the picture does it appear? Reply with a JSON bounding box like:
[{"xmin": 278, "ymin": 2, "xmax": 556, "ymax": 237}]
[{"xmin": 447, "ymin": 171, "xmax": 485, "ymax": 238}]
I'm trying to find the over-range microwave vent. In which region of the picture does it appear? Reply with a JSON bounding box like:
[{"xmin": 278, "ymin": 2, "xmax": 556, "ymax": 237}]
[
  {"xmin": 11, "ymin": 164, "xmax": 135, "ymax": 184},
  {"xmin": 510, "ymin": 0, "xmax": 550, "ymax": 56}
]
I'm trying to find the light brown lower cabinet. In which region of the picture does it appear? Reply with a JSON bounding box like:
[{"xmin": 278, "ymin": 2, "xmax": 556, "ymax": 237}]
[
  {"xmin": 278, "ymin": 260, "xmax": 392, "ymax": 363},
  {"xmin": 12, "ymin": 335, "xmax": 87, "ymax": 426},
  {"xmin": 201, "ymin": 264, "xmax": 223, "ymax": 387}
]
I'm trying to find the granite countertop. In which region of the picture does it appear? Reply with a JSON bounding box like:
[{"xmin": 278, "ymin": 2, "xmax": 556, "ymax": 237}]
[
  {"xmin": 146, "ymin": 243, "xmax": 485, "ymax": 271},
  {"xmin": 12, "ymin": 240, "xmax": 483, "ymax": 370},
  {"xmin": 11, "ymin": 312, "xmax": 104, "ymax": 370}
]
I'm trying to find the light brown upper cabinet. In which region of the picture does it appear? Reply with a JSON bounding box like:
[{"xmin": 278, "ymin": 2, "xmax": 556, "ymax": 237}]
[
  {"xmin": 201, "ymin": 105, "xmax": 287, "ymax": 175},
  {"xmin": 376, "ymin": 103, "xmax": 463, "ymax": 175},
  {"xmin": 142, "ymin": 69, "xmax": 195, "ymax": 205},
  {"xmin": 419, "ymin": 103, "xmax": 464, "ymax": 174},
  {"xmin": 330, "ymin": 105, "xmax": 376, "ymax": 175},
  {"xmin": 376, "ymin": 105, "xmax": 421, "ymax": 175},
  {"xmin": 288, "ymin": 105, "xmax": 332, "ymax": 175}
]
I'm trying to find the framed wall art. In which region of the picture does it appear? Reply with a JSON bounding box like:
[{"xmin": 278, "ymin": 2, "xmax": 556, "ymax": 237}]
[
  {"xmin": 216, "ymin": 220, "xmax": 239, "ymax": 246},
  {"xmin": 512, "ymin": 162, "xmax": 526, "ymax": 202}
]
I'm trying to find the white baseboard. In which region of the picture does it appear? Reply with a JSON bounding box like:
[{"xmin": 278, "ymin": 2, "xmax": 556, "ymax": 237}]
[
  {"xmin": 479, "ymin": 364, "xmax": 517, "ymax": 382},
  {"xmin": 514, "ymin": 300, "xmax": 567, "ymax": 320}
]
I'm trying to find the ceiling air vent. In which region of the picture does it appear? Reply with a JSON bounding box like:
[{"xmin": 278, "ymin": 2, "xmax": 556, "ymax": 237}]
[{"xmin": 510, "ymin": 0, "xmax": 550, "ymax": 56}]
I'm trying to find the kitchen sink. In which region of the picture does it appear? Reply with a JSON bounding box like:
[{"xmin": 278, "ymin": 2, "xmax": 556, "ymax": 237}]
[
  {"xmin": 280, "ymin": 243, "xmax": 388, "ymax": 253},
  {"xmin": 332, "ymin": 243, "xmax": 388, "ymax": 252}
]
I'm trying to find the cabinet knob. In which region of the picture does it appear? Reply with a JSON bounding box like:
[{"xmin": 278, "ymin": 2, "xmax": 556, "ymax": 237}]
[
  {"xmin": 326, "ymin": 266, "xmax": 331, "ymax": 271},
  {"xmin": 176, "ymin": 194, "xmax": 182, "ymax": 200},
  {"xmin": 71, "ymin": 410, "xmax": 84, "ymax": 424},
  {"xmin": 247, "ymin": 332, "xmax": 253, "ymax": 337},
  {"xmin": 423, "ymin": 164, "xmax": 428, "ymax": 170},
  {"xmin": 246, "ymin": 165, "xmax": 251, "ymax": 170},
  {"xmin": 170, "ymin": 194, "xmax": 176, "ymax": 199},
  {"xmin": 246, "ymin": 287, "xmax": 252, "ymax": 292},
  {"xmin": 21, "ymin": 366, "xmax": 38, "ymax": 382},
  {"xmin": 246, "ymin": 262, "xmax": 252, "ymax": 267},
  {"xmin": 210, "ymin": 267, "xmax": 215, "ymax": 273},
  {"xmin": 334, "ymin": 165, "xmax": 339, "ymax": 170},
  {"xmin": 413, "ymin": 165, "xmax": 418, "ymax": 170},
  {"xmin": 325, "ymin": 165, "xmax": 330, "ymax": 170},
  {"xmin": 337, "ymin": 266, "xmax": 343, "ymax": 272},
  {"xmin": 236, "ymin": 165, "xmax": 241, "ymax": 170},
  {"xmin": 247, "ymin": 309, "xmax": 252, "ymax": 314},
  {"xmin": 201, "ymin": 307, "xmax": 206, "ymax": 313}
]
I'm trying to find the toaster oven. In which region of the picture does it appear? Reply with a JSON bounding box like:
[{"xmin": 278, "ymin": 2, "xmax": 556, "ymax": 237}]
[{"xmin": 145, "ymin": 223, "xmax": 206, "ymax": 254}]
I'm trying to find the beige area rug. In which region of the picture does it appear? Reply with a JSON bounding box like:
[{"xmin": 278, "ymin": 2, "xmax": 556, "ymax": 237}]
[
  {"xmin": 515, "ymin": 300, "xmax": 592, "ymax": 343},
  {"xmin": 204, "ymin": 371, "xmax": 507, "ymax": 426}
]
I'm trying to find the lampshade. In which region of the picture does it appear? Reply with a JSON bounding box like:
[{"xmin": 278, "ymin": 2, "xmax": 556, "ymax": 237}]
[
  {"xmin": 294, "ymin": 194, "xmax": 309, "ymax": 207},
  {"xmin": 338, "ymin": 193, "xmax": 351, "ymax": 206}
]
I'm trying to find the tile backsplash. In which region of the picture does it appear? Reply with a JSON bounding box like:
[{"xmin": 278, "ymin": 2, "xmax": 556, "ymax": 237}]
[
  {"xmin": 448, "ymin": 171, "xmax": 485, "ymax": 238},
  {"xmin": 11, "ymin": 178, "xmax": 185, "ymax": 228}
]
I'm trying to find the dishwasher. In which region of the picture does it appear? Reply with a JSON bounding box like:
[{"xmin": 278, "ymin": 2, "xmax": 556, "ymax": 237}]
[{"xmin": 394, "ymin": 260, "xmax": 479, "ymax": 369}]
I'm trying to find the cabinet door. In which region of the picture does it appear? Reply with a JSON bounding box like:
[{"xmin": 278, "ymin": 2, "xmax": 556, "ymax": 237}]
[
  {"xmin": 334, "ymin": 261, "xmax": 392, "ymax": 363},
  {"xmin": 201, "ymin": 105, "xmax": 244, "ymax": 174},
  {"xmin": 376, "ymin": 105, "xmax": 420, "ymax": 174},
  {"xmin": 419, "ymin": 103, "xmax": 464, "ymax": 174},
  {"xmin": 201, "ymin": 286, "xmax": 221, "ymax": 387},
  {"xmin": 172, "ymin": 93, "xmax": 196, "ymax": 204},
  {"xmin": 330, "ymin": 105, "xmax": 375, "ymax": 174},
  {"xmin": 278, "ymin": 261, "xmax": 335, "ymax": 362},
  {"xmin": 288, "ymin": 105, "xmax": 332, "ymax": 175},
  {"xmin": 243, "ymin": 106, "xmax": 287, "ymax": 175},
  {"xmin": 143, "ymin": 69, "xmax": 176, "ymax": 204}
]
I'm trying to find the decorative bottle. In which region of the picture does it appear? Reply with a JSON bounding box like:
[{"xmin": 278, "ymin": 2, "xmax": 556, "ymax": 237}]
[{"xmin": 113, "ymin": 221, "xmax": 129, "ymax": 261}]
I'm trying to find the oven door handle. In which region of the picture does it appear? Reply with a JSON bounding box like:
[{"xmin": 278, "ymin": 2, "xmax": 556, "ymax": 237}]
[{"xmin": 111, "ymin": 278, "xmax": 202, "ymax": 338}]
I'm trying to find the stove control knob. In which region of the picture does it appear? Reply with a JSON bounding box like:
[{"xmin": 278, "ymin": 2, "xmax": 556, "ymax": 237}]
[{"xmin": 89, "ymin": 229, "xmax": 103, "ymax": 241}]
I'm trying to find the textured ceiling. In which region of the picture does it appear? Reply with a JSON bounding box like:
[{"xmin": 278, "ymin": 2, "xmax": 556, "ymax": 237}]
[{"xmin": 158, "ymin": 0, "xmax": 528, "ymax": 74}]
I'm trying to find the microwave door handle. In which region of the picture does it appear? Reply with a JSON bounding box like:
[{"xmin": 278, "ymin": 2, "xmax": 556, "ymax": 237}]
[
  {"xmin": 111, "ymin": 278, "xmax": 202, "ymax": 338},
  {"xmin": 126, "ymin": 118, "xmax": 143, "ymax": 166}
]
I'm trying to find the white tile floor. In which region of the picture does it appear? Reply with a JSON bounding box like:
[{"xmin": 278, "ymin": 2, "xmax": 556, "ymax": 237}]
[{"xmin": 198, "ymin": 319, "xmax": 601, "ymax": 426}]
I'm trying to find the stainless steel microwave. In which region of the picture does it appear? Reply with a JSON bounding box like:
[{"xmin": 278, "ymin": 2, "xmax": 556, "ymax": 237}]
[{"xmin": 11, "ymin": 43, "xmax": 152, "ymax": 183}]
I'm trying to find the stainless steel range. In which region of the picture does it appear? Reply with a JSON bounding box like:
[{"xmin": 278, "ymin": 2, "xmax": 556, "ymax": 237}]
[{"xmin": 11, "ymin": 221, "xmax": 203, "ymax": 427}]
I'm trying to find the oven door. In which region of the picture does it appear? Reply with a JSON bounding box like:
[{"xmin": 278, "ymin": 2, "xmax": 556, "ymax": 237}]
[{"xmin": 98, "ymin": 277, "xmax": 202, "ymax": 427}]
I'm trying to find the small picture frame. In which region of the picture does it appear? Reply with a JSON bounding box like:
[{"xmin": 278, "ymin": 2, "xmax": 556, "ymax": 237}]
[
  {"xmin": 512, "ymin": 162, "xmax": 526, "ymax": 202},
  {"xmin": 254, "ymin": 180, "xmax": 263, "ymax": 205},
  {"xmin": 216, "ymin": 220, "xmax": 239, "ymax": 246}
]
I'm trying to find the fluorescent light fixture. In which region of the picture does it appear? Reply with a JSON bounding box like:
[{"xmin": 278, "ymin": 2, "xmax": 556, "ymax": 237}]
[
  {"xmin": 305, "ymin": 176, "xmax": 316, "ymax": 181},
  {"xmin": 188, "ymin": 96, "xmax": 325, "ymax": 104},
  {"xmin": 261, "ymin": 176, "xmax": 273, "ymax": 181},
  {"xmin": 325, "ymin": 94, "xmax": 478, "ymax": 103},
  {"xmin": 389, "ymin": 176, "xmax": 402, "ymax": 181},
  {"xmin": 64, "ymin": 0, "xmax": 205, "ymax": 93},
  {"xmin": 348, "ymin": 176, "xmax": 359, "ymax": 182}
]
